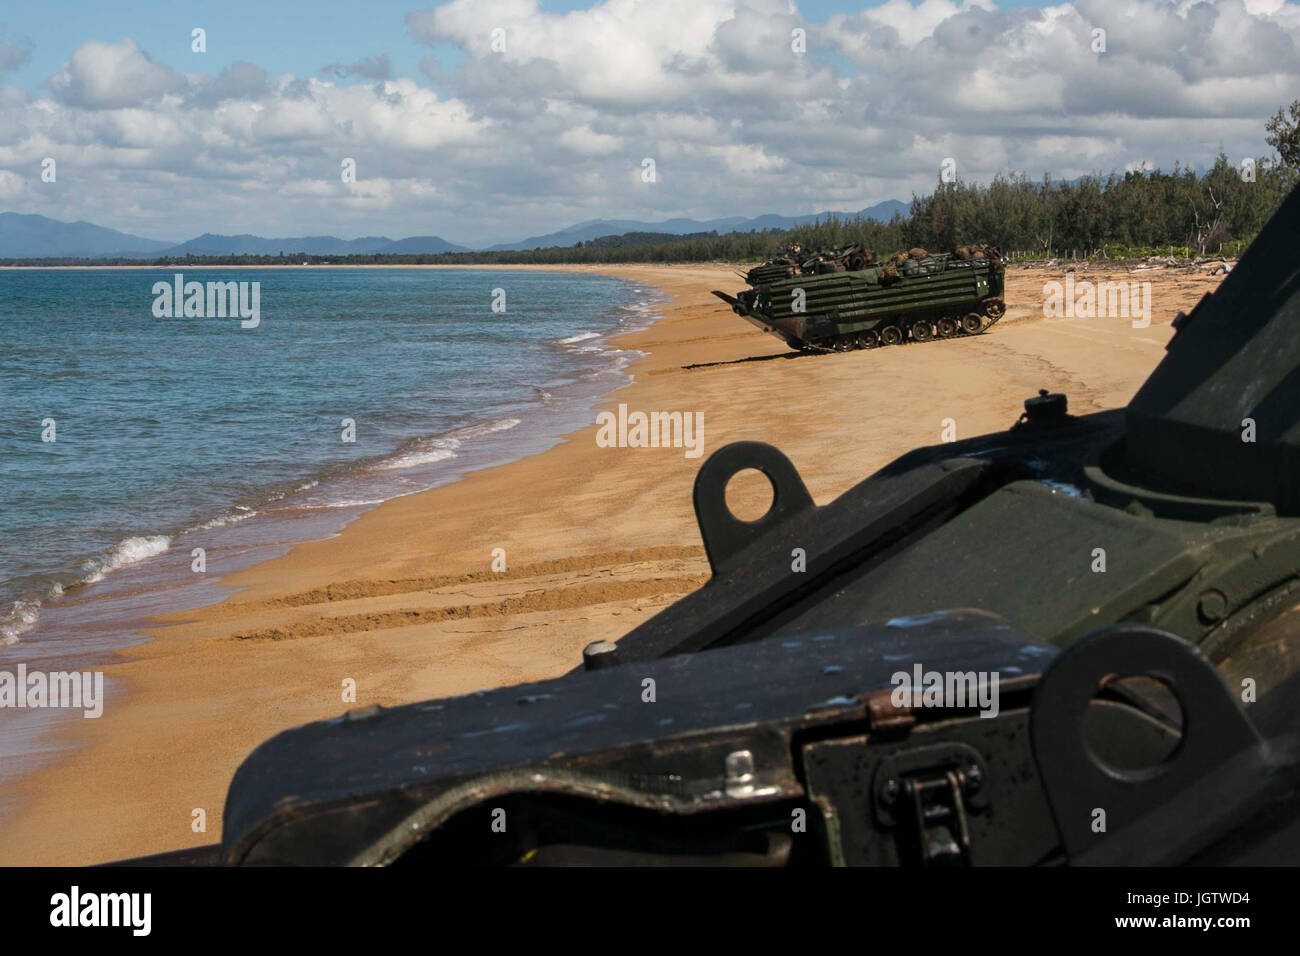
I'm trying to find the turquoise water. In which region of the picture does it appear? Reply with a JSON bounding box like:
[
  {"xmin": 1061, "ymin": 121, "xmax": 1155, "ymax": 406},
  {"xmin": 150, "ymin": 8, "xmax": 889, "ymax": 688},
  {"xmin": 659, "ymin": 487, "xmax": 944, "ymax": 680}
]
[{"xmin": 0, "ymin": 267, "xmax": 656, "ymax": 645}]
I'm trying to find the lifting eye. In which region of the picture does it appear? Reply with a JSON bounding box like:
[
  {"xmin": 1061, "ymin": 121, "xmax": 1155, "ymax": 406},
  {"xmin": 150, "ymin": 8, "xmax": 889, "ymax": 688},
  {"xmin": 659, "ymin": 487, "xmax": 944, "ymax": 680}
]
[
  {"xmin": 692, "ymin": 441, "xmax": 814, "ymax": 574},
  {"xmin": 724, "ymin": 467, "xmax": 776, "ymax": 523}
]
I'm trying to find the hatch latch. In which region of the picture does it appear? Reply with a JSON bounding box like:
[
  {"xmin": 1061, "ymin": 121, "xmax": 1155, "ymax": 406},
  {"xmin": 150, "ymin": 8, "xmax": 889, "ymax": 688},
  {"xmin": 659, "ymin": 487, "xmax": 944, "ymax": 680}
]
[{"xmin": 873, "ymin": 743, "xmax": 986, "ymax": 866}]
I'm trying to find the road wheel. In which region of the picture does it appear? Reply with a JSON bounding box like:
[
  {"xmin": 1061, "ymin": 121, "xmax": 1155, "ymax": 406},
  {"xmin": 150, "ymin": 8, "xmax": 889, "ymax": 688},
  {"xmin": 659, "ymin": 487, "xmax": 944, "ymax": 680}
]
[
  {"xmin": 911, "ymin": 320, "xmax": 934, "ymax": 342},
  {"xmin": 880, "ymin": 325, "xmax": 904, "ymax": 346},
  {"xmin": 937, "ymin": 317, "xmax": 959, "ymax": 337},
  {"xmin": 984, "ymin": 298, "xmax": 1006, "ymax": 319},
  {"xmin": 961, "ymin": 312, "xmax": 983, "ymax": 333},
  {"xmin": 857, "ymin": 329, "xmax": 879, "ymax": 349}
]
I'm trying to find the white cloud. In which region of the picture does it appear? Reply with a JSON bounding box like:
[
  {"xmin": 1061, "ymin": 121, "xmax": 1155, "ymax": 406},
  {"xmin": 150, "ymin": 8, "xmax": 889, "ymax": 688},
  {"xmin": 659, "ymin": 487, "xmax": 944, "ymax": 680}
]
[
  {"xmin": 49, "ymin": 38, "xmax": 185, "ymax": 109},
  {"xmin": 1, "ymin": 0, "xmax": 1296, "ymax": 245},
  {"xmin": 558, "ymin": 124, "xmax": 622, "ymax": 155},
  {"xmin": 855, "ymin": 0, "xmax": 998, "ymax": 47}
]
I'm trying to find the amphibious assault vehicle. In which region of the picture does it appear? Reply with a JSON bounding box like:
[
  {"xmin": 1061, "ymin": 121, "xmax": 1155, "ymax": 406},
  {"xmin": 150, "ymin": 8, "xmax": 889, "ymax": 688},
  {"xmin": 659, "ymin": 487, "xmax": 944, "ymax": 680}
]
[
  {"xmin": 718, "ymin": 248, "xmax": 1006, "ymax": 352},
  {"xmin": 126, "ymin": 183, "xmax": 1300, "ymax": 866},
  {"xmin": 743, "ymin": 243, "xmax": 875, "ymax": 286}
]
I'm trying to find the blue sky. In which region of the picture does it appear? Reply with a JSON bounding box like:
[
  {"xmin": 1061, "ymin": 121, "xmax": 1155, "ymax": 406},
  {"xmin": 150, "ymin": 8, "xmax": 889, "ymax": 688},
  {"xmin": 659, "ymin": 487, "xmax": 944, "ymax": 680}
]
[
  {"xmin": 2, "ymin": 1, "xmax": 465, "ymax": 90},
  {"xmin": 1, "ymin": 0, "xmax": 1055, "ymax": 90},
  {"xmin": 1, "ymin": 0, "xmax": 1296, "ymax": 244}
]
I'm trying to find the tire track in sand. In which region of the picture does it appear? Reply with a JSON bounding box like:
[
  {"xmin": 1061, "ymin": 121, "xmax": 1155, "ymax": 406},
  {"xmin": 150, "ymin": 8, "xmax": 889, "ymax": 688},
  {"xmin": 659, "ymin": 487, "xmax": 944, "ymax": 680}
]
[{"xmin": 232, "ymin": 572, "xmax": 708, "ymax": 642}]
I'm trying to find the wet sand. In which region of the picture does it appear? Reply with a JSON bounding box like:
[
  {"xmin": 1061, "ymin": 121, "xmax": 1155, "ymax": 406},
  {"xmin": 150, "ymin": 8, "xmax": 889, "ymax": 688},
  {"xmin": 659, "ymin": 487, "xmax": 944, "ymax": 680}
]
[{"xmin": 0, "ymin": 260, "xmax": 1226, "ymax": 864}]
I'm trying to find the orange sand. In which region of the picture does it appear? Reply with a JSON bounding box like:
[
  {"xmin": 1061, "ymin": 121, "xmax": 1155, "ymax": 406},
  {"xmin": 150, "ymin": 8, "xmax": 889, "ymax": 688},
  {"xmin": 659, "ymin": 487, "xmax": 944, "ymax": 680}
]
[{"xmin": 0, "ymin": 261, "xmax": 1223, "ymax": 864}]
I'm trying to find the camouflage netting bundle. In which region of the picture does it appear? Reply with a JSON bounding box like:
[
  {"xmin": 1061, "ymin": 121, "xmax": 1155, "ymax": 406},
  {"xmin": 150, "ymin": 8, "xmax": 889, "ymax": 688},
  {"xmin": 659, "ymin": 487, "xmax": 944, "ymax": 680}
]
[{"xmin": 879, "ymin": 248, "xmax": 927, "ymax": 280}]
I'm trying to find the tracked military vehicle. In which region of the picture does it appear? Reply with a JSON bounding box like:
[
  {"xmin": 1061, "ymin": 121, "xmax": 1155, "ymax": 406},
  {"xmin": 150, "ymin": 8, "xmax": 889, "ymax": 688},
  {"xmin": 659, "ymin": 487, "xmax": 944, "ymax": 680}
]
[
  {"xmin": 744, "ymin": 243, "xmax": 874, "ymax": 286},
  {"xmin": 744, "ymin": 248, "xmax": 800, "ymax": 286},
  {"xmin": 719, "ymin": 248, "xmax": 1005, "ymax": 352},
  {"xmin": 124, "ymin": 184, "xmax": 1300, "ymax": 866}
]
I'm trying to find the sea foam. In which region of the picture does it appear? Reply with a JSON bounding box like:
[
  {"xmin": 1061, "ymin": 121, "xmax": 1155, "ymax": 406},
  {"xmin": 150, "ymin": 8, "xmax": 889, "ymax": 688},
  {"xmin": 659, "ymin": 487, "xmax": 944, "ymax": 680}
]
[{"xmin": 81, "ymin": 535, "xmax": 172, "ymax": 584}]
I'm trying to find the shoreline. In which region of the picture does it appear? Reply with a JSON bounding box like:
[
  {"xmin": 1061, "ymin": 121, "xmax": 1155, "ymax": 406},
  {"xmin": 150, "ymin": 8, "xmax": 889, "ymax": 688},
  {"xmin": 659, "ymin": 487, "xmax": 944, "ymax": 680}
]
[
  {"xmin": 0, "ymin": 262, "xmax": 1223, "ymax": 864},
  {"xmin": 0, "ymin": 263, "xmax": 734, "ymax": 864},
  {"xmin": 0, "ymin": 264, "xmax": 662, "ymax": 831},
  {"xmin": 0, "ymin": 267, "xmax": 662, "ymax": 648}
]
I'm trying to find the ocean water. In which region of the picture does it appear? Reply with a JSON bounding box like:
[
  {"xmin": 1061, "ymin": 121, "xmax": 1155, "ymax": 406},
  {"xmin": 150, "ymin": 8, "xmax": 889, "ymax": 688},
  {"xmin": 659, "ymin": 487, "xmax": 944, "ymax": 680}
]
[{"xmin": 0, "ymin": 267, "xmax": 658, "ymax": 648}]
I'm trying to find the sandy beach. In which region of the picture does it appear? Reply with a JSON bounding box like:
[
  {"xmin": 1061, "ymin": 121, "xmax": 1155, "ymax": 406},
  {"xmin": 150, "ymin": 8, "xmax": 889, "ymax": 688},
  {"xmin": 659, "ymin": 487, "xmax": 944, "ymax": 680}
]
[{"xmin": 0, "ymin": 260, "xmax": 1226, "ymax": 865}]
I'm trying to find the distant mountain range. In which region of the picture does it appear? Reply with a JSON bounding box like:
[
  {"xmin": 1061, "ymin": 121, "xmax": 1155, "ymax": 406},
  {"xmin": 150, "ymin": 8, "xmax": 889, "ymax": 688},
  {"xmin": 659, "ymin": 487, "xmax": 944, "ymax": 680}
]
[
  {"xmin": 483, "ymin": 201, "xmax": 909, "ymax": 250},
  {"xmin": 0, "ymin": 213, "xmax": 175, "ymax": 258},
  {"xmin": 0, "ymin": 200, "xmax": 909, "ymax": 260},
  {"xmin": 160, "ymin": 233, "xmax": 470, "ymax": 257}
]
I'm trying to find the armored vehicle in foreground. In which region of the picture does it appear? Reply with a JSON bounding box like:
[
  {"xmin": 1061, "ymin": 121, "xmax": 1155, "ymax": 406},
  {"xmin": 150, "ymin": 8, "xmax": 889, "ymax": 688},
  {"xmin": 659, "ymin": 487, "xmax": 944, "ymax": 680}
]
[
  {"xmin": 128, "ymin": 184, "xmax": 1300, "ymax": 866},
  {"xmin": 718, "ymin": 247, "xmax": 1006, "ymax": 352}
]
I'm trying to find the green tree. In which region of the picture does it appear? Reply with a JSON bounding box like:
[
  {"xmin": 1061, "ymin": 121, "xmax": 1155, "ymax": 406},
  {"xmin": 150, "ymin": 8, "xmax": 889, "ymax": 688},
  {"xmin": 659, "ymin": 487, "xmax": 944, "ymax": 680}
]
[{"xmin": 1266, "ymin": 100, "xmax": 1300, "ymax": 170}]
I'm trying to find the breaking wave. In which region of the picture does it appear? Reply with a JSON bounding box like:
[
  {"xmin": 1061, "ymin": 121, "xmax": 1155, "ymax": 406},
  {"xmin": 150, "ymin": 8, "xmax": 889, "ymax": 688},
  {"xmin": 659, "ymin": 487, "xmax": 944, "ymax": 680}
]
[
  {"xmin": 558, "ymin": 331, "xmax": 601, "ymax": 345},
  {"xmin": 375, "ymin": 418, "xmax": 521, "ymax": 471},
  {"xmin": 81, "ymin": 535, "xmax": 172, "ymax": 584}
]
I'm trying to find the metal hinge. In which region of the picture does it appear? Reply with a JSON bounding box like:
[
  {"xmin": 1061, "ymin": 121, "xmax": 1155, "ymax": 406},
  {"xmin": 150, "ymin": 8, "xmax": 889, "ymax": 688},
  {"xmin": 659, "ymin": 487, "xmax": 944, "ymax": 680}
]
[
  {"xmin": 873, "ymin": 743, "xmax": 987, "ymax": 867},
  {"xmin": 899, "ymin": 769, "xmax": 972, "ymax": 866}
]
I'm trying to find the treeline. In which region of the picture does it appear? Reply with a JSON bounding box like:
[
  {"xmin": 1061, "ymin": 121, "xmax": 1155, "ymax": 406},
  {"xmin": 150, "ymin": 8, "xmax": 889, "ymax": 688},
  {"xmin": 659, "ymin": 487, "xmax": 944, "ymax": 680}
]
[
  {"xmin": 6, "ymin": 155, "xmax": 1294, "ymax": 268},
  {"xmin": 898, "ymin": 155, "xmax": 1292, "ymax": 257},
  {"xmin": 780, "ymin": 155, "xmax": 1292, "ymax": 259},
  {"xmin": 578, "ymin": 230, "xmax": 719, "ymax": 249}
]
